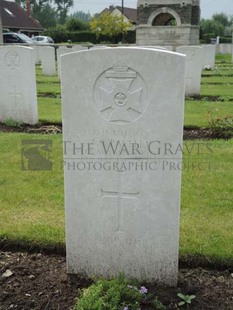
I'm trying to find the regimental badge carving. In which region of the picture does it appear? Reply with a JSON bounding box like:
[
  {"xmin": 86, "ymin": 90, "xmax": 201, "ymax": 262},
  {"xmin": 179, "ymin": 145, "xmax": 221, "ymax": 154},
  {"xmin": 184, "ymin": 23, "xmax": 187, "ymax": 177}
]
[
  {"xmin": 93, "ymin": 63, "xmax": 148, "ymax": 124},
  {"xmin": 5, "ymin": 51, "xmax": 20, "ymax": 70}
]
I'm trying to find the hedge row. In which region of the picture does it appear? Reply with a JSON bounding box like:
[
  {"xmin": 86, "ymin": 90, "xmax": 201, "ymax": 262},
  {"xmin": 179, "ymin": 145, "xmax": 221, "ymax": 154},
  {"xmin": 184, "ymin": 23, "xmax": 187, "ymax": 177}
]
[
  {"xmin": 201, "ymin": 33, "xmax": 232, "ymax": 44},
  {"xmin": 43, "ymin": 29, "xmax": 136, "ymax": 44}
]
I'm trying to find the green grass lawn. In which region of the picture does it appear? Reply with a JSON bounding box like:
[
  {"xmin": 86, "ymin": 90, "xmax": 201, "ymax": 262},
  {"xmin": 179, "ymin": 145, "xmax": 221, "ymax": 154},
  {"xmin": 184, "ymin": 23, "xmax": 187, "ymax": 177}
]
[
  {"xmin": 184, "ymin": 100, "xmax": 233, "ymax": 128},
  {"xmin": 0, "ymin": 133, "xmax": 232, "ymax": 264},
  {"xmin": 38, "ymin": 97, "xmax": 62, "ymax": 124},
  {"xmin": 36, "ymin": 56, "xmax": 233, "ymax": 128},
  {"xmin": 0, "ymin": 133, "xmax": 65, "ymax": 248},
  {"xmin": 201, "ymin": 84, "xmax": 233, "ymax": 97}
]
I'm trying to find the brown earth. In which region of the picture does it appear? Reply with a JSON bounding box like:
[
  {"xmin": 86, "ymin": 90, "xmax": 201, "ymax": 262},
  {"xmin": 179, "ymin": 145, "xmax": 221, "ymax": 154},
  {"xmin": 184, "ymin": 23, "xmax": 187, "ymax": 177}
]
[
  {"xmin": 1, "ymin": 122, "xmax": 232, "ymax": 140},
  {"xmin": 0, "ymin": 251, "xmax": 232, "ymax": 310}
]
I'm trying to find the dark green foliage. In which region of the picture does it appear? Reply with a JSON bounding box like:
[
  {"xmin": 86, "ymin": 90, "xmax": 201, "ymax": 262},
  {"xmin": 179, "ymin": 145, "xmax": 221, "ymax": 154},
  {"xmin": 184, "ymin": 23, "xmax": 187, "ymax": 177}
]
[
  {"xmin": 44, "ymin": 26, "xmax": 135, "ymax": 44},
  {"xmin": 212, "ymin": 13, "xmax": 231, "ymax": 27},
  {"xmin": 34, "ymin": 4, "xmax": 58, "ymax": 28},
  {"xmin": 208, "ymin": 112, "xmax": 233, "ymax": 138},
  {"xmin": 15, "ymin": 0, "xmax": 74, "ymax": 26},
  {"xmin": 65, "ymin": 18, "xmax": 89, "ymax": 32},
  {"xmin": 70, "ymin": 11, "xmax": 92, "ymax": 23},
  {"xmin": 43, "ymin": 25, "xmax": 67, "ymax": 43},
  {"xmin": 200, "ymin": 19, "xmax": 225, "ymax": 38},
  {"xmin": 219, "ymin": 37, "xmax": 233, "ymax": 43},
  {"xmin": 74, "ymin": 276, "xmax": 166, "ymax": 310},
  {"xmin": 75, "ymin": 277, "xmax": 144, "ymax": 310}
]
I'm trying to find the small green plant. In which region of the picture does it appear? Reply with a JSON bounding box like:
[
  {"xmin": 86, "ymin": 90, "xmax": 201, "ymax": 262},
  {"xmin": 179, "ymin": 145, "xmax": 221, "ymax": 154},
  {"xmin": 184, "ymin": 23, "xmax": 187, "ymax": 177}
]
[
  {"xmin": 208, "ymin": 111, "xmax": 233, "ymax": 138},
  {"xmin": 74, "ymin": 276, "xmax": 165, "ymax": 310},
  {"xmin": 177, "ymin": 293, "xmax": 196, "ymax": 308},
  {"xmin": 152, "ymin": 297, "xmax": 166, "ymax": 309},
  {"xmin": 3, "ymin": 118, "xmax": 23, "ymax": 128}
]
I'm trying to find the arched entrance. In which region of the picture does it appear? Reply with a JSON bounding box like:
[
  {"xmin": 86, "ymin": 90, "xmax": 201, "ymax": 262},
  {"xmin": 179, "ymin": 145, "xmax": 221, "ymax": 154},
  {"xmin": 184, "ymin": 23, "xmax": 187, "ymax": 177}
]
[
  {"xmin": 152, "ymin": 13, "xmax": 177, "ymax": 26},
  {"xmin": 148, "ymin": 8, "xmax": 182, "ymax": 27}
]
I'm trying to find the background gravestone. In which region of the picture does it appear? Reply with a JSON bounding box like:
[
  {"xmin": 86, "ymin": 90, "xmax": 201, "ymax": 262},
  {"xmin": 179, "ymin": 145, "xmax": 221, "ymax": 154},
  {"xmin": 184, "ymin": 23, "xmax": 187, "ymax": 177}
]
[
  {"xmin": 41, "ymin": 46, "xmax": 56, "ymax": 76},
  {"xmin": 202, "ymin": 45, "xmax": 216, "ymax": 69},
  {"xmin": 0, "ymin": 46, "xmax": 38, "ymax": 125},
  {"xmin": 57, "ymin": 46, "xmax": 73, "ymax": 79},
  {"xmin": 177, "ymin": 45, "xmax": 203, "ymax": 96},
  {"xmin": 61, "ymin": 47, "xmax": 185, "ymax": 286}
]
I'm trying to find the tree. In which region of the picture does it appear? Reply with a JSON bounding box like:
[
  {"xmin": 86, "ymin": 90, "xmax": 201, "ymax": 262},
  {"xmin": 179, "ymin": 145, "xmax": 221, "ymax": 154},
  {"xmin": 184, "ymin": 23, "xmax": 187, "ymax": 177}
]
[
  {"xmin": 90, "ymin": 12, "xmax": 132, "ymax": 39},
  {"xmin": 70, "ymin": 11, "xmax": 92, "ymax": 23},
  {"xmin": 15, "ymin": 1, "xmax": 74, "ymax": 26},
  {"xmin": 34, "ymin": 4, "xmax": 58, "ymax": 28},
  {"xmin": 15, "ymin": 0, "xmax": 58, "ymax": 28},
  {"xmin": 212, "ymin": 13, "xmax": 230, "ymax": 27},
  {"xmin": 53, "ymin": 0, "xmax": 74, "ymax": 24},
  {"xmin": 65, "ymin": 18, "xmax": 89, "ymax": 31},
  {"xmin": 200, "ymin": 19, "xmax": 225, "ymax": 38}
]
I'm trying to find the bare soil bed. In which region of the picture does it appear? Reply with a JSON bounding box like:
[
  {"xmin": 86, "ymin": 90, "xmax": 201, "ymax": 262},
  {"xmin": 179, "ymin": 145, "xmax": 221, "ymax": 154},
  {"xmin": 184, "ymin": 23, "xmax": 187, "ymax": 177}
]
[
  {"xmin": 0, "ymin": 251, "xmax": 232, "ymax": 310},
  {"xmin": 1, "ymin": 122, "xmax": 231, "ymax": 140}
]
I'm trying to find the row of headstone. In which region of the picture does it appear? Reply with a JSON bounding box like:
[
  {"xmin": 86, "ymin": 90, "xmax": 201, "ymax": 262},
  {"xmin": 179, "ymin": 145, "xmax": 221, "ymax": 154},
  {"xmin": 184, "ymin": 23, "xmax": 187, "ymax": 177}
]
[
  {"xmin": 40, "ymin": 46, "xmax": 56, "ymax": 76},
  {"xmin": 216, "ymin": 44, "xmax": 232, "ymax": 55},
  {"xmin": 176, "ymin": 46, "xmax": 203, "ymax": 97},
  {"xmin": 61, "ymin": 47, "xmax": 186, "ymax": 286},
  {"xmin": 57, "ymin": 45, "xmax": 88, "ymax": 79},
  {"xmin": 176, "ymin": 44, "xmax": 218, "ymax": 96},
  {"xmin": 0, "ymin": 46, "xmax": 38, "ymax": 125}
]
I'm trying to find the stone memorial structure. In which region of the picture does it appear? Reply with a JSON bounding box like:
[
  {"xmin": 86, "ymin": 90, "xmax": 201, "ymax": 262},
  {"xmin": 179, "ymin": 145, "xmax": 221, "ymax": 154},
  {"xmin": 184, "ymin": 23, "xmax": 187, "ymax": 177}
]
[
  {"xmin": 177, "ymin": 45, "xmax": 203, "ymax": 96},
  {"xmin": 0, "ymin": 46, "xmax": 38, "ymax": 124},
  {"xmin": 136, "ymin": 0, "xmax": 200, "ymax": 46},
  {"xmin": 41, "ymin": 46, "xmax": 56, "ymax": 76},
  {"xmin": 61, "ymin": 47, "xmax": 185, "ymax": 285}
]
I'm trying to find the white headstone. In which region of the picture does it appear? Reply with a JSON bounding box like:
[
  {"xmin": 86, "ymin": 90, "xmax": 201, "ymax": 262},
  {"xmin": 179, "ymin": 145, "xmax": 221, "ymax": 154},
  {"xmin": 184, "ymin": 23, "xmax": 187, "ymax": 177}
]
[
  {"xmin": 61, "ymin": 47, "xmax": 185, "ymax": 286},
  {"xmin": 176, "ymin": 46, "xmax": 203, "ymax": 97},
  {"xmin": 90, "ymin": 45, "xmax": 109, "ymax": 49},
  {"xmin": 0, "ymin": 46, "xmax": 38, "ymax": 124},
  {"xmin": 41, "ymin": 46, "xmax": 56, "ymax": 76},
  {"xmin": 32, "ymin": 45, "xmax": 44, "ymax": 65},
  {"xmin": 72, "ymin": 45, "xmax": 88, "ymax": 51},
  {"xmin": 164, "ymin": 45, "xmax": 175, "ymax": 52},
  {"xmin": 218, "ymin": 44, "xmax": 232, "ymax": 55},
  {"xmin": 32, "ymin": 45, "xmax": 41, "ymax": 64},
  {"xmin": 57, "ymin": 46, "xmax": 73, "ymax": 79},
  {"xmin": 202, "ymin": 45, "xmax": 216, "ymax": 69}
]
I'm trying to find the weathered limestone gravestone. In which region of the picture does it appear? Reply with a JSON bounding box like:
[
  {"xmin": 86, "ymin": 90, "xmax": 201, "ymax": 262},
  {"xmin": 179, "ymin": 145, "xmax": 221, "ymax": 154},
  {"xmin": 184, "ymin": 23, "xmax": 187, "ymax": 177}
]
[
  {"xmin": 0, "ymin": 46, "xmax": 38, "ymax": 124},
  {"xmin": 137, "ymin": 0, "xmax": 200, "ymax": 46},
  {"xmin": 57, "ymin": 46, "xmax": 74, "ymax": 79},
  {"xmin": 202, "ymin": 45, "xmax": 216, "ymax": 69},
  {"xmin": 61, "ymin": 47, "xmax": 185, "ymax": 285},
  {"xmin": 32, "ymin": 45, "xmax": 44, "ymax": 65},
  {"xmin": 41, "ymin": 46, "xmax": 56, "ymax": 76},
  {"xmin": 176, "ymin": 45, "xmax": 203, "ymax": 96},
  {"xmin": 72, "ymin": 45, "xmax": 88, "ymax": 51},
  {"xmin": 57, "ymin": 46, "xmax": 89, "ymax": 79},
  {"xmin": 217, "ymin": 44, "xmax": 232, "ymax": 55}
]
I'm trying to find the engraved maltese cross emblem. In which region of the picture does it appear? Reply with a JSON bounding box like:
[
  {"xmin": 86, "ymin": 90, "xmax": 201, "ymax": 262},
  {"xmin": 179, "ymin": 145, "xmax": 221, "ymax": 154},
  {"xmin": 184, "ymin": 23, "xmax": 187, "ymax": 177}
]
[{"xmin": 93, "ymin": 63, "xmax": 148, "ymax": 124}]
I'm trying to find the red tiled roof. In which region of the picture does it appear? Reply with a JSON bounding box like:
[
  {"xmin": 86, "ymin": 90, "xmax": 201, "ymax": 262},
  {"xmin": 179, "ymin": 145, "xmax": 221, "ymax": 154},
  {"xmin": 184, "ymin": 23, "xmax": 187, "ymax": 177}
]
[
  {"xmin": 1, "ymin": 1, "xmax": 43, "ymax": 31},
  {"xmin": 116, "ymin": 6, "xmax": 137, "ymax": 23},
  {"xmin": 103, "ymin": 6, "xmax": 137, "ymax": 24}
]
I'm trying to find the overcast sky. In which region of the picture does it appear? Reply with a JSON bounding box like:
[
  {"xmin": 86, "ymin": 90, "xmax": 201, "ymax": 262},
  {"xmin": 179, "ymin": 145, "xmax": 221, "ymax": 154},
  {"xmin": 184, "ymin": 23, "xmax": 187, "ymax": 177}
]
[{"xmin": 71, "ymin": 0, "xmax": 233, "ymax": 19}]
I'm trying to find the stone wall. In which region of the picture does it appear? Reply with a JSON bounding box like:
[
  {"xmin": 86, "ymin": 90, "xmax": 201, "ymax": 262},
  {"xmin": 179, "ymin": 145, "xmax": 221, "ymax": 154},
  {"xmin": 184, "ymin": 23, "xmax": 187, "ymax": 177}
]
[
  {"xmin": 136, "ymin": 0, "xmax": 200, "ymax": 46},
  {"xmin": 138, "ymin": 2, "xmax": 200, "ymax": 25}
]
